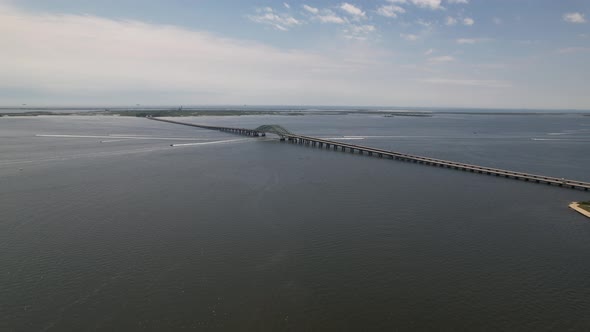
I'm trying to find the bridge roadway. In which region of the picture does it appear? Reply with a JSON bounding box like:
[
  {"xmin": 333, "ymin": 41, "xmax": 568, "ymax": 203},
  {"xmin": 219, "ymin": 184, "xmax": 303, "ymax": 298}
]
[
  {"xmin": 148, "ymin": 117, "xmax": 590, "ymax": 192},
  {"xmin": 148, "ymin": 117, "xmax": 265, "ymax": 136},
  {"xmin": 286, "ymin": 134, "xmax": 590, "ymax": 191}
]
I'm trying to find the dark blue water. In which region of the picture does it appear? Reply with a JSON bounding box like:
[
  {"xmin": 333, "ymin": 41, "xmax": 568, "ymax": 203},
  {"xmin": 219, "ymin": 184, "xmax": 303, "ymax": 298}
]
[{"xmin": 1, "ymin": 113, "xmax": 590, "ymax": 331}]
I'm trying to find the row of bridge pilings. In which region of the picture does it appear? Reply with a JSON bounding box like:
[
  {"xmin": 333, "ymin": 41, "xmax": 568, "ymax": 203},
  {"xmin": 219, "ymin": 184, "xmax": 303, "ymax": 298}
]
[
  {"xmin": 218, "ymin": 127, "xmax": 264, "ymax": 137},
  {"xmin": 145, "ymin": 118, "xmax": 589, "ymax": 192},
  {"xmin": 285, "ymin": 135, "xmax": 590, "ymax": 191},
  {"xmin": 146, "ymin": 117, "xmax": 265, "ymax": 137},
  {"xmin": 287, "ymin": 136, "xmax": 385, "ymax": 156}
]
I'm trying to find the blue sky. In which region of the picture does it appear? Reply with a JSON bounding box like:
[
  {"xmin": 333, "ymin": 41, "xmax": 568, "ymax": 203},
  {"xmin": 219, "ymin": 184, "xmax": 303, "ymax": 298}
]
[{"xmin": 0, "ymin": 0, "xmax": 589, "ymax": 109}]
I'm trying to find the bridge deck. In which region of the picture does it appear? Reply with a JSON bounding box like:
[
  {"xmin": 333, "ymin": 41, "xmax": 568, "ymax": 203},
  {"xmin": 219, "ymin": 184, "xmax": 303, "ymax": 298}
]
[
  {"xmin": 286, "ymin": 134, "xmax": 590, "ymax": 191},
  {"xmin": 148, "ymin": 117, "xmax": 590, "ymax": 192},
  {"xmin": 149, "ymin": 117, "xmax": 264, "ymax": 136}
]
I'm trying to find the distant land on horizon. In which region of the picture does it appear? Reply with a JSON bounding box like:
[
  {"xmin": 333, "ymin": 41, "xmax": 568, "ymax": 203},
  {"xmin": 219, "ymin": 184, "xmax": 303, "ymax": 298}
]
[
  {"xmin": 1, "ymin": 106, "xmax": 589, "ymax": 118},
  {"xmin": 1, "ymin": 105, "xmax": 590, "ymax": 113}
]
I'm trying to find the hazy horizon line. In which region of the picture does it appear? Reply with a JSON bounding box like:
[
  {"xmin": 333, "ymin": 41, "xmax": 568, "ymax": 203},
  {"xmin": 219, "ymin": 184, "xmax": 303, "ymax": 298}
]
[{"xmin": 1, "ymin": 104, "xmax": 590, "ymax": 112}]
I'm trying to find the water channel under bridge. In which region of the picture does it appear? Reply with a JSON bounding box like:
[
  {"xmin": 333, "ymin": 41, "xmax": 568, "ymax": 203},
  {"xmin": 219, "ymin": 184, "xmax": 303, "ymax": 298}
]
[{"xmin": 148, "ymin": 117, "xmax": 590, "ymax": 192}]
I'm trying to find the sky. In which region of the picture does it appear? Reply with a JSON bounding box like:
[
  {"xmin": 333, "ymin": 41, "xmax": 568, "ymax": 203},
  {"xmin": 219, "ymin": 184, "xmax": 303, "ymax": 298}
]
[{"xmin": 0, "ymin": 0, "xmax": 589, "ymax": 109}]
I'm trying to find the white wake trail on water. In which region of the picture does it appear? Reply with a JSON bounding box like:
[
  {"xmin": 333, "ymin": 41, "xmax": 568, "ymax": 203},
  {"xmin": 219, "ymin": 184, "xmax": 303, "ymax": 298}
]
[
  {"xmin": 36, "ymin": 134, "xmax": 209, "ymax": 141},
  {"xmin": 532, "ymin": 138, "xmax": 590, "ymax": 141},
  {"xmin": 321, "ymin": 135, "xmax": 438, "ymax": 140},
  {"xmin": 171, "ymin": 138, "xmax": 251, "ymax": 147},
  {"xmin": 0, "ymin": 138, "xmax": 255, "ymax": 167}
]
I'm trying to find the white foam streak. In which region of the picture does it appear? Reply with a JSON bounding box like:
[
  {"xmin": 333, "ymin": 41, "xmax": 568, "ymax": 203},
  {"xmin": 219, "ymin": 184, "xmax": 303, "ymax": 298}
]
[
  {"xmin": 171, "ymin": 138, "xmax": 251, "ymax": 147},
  {"xmin": 324, "ymin": 137, "xmax": 365, "ymax": 140},
  {"xmin": 36, "ymin": 134, "xmax": 207, "ymax": 141},
  {"xmin": 1, "ymin": 138, "xmax": 255, "ymax": 167},
  {"xmin": 322, "ymin": 135, "xmax": 437, "ymax": 140},
  {"xmin": 532, "ymin": 138, "xmax": 590, "ymax": 141},
  {"xmin": 100, "ymin": 139, "xmax": 126, "ymax": 143}
]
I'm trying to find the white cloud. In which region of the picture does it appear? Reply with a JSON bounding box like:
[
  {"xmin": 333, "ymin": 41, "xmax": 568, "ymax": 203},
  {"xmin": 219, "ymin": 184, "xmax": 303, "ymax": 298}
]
[
  {"xmin": 0, "ymin": 2, "xmax": 586, "ymax": 109},
  {"xmin": 340, "ymin": 3, "xmax": 366, "ymax": 18},
  {"xmin": 317, "ymin": 13, "xmax": 347, "ymax": 24},
  {"xmin": 447, "ymin": 0, "xmax": 468, "ymax": 4},
  {"xmin": 344, "ymin": 24, "xmax": 376, "ymax": 39},
  {"xmin": 463, "ymin": 17, "xmax": 474, "ymax": 25},
  {"xmin": 416, "ymin": 19, "xmax": 433, "ymax": 27},
  {"xmin": 400, "ymin": 33, "xmax": 418, "ymax": 41},
  {"xmin": 0, "ymin": 3, "xmax": 392, "ymax": 105},
  {"xmin": 249, "ymin": 7, "xmax": 301, "ymax": 31},
  {"xmin": 377, "ymin": 5, "xmax": 405, "ymax": 18},
  {"xmin": 456, "ymin": 38, "xmax": 490, "ymax": 44},
  {"xmin": 354, "ymin": 25, "xmax": 376, "ymax": 33},
  {"xmin": 305, "ymin": 7, "xmax": 347, "ymax": 24},
  {"xmin": 424, "ymin": 48, "xmax": 434, "ymax": 55},
  {"xmin": 563, "ymin": 12, "xmax": 586, "ymax": 24},
  {"xmin": 421, "ymin": 78, "xmax": 511, "ymax": 88},
  {"xmin": 387, "ymin": 0, "xmax": 407, "ymax": 3},
  {"xmin": 283, "ymin": 3, "xmax": 291, "ymax": 9},
  {"xmin": 410, "ymin": 0, "xmax": 442, "ymax": 10},
  {"xmin": 493, "ymin": 17, "xmax": 502, "ymax": 25},
  {"xmin": 303, "ymin": 4, "xmax": 319, "ymax": 14},
  {"xmin": 456, "ymin": 38, "xmax": 476, "ymax": 44},
  {"xmin": 428, "ymin": 55, "xmax": 455, "ymax": 63},
  {"xmin": 445, "ymin": 16, "xmax": 457, "ymax": 25}
]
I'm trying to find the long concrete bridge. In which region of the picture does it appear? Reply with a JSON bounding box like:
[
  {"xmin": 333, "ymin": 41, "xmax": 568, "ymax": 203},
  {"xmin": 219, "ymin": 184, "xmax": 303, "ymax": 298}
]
[
  {"xmin": 149, "ymin": 117, "xmax": 266, "ymax": 137},
  {"xmin": 148, "ymin": 117, "xmax": 590, "ymax": 192}
]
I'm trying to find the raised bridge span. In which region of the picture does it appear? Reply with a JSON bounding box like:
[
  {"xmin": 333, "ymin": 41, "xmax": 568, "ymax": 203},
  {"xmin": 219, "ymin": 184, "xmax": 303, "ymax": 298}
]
[{"xmin": 148, "ymin": 117, "xmax": 590, "ymax": 192}]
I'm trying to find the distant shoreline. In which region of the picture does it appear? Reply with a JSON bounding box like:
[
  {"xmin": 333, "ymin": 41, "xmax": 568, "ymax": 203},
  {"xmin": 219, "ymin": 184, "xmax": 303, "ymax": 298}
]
[
  {"xmin": 0, "ymin": 109, "xmax": 433, "ymax": 118},
  {"xmin": 2, "ymin": 105, "xmax": 590, "ymax": 113},
  {"xmin": 2, "ymin": 108, "xmax": 590, "ymax": 118}
]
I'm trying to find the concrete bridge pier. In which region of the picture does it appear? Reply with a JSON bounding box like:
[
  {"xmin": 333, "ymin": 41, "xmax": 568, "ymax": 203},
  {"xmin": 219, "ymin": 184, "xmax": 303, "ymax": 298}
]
[{"xmin": 147, "ymin": 118, "xmax": 590, "ymax": 192}]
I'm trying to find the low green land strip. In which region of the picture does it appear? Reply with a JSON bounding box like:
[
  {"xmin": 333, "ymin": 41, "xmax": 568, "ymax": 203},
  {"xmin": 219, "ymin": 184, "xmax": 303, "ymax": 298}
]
[
  {"xmin": 0, "ymin": 109, "xmax": 303, "ymax": 117},
  {"xmin": 0, "ymin": 109, "xmax": 432, "ymax": 118}
]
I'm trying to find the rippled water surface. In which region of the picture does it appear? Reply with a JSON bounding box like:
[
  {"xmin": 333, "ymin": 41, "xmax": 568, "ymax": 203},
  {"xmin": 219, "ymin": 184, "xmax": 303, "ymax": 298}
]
[{"xmin": 1, "ymin": 113, "xmax": 590, "ymax": 331}]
